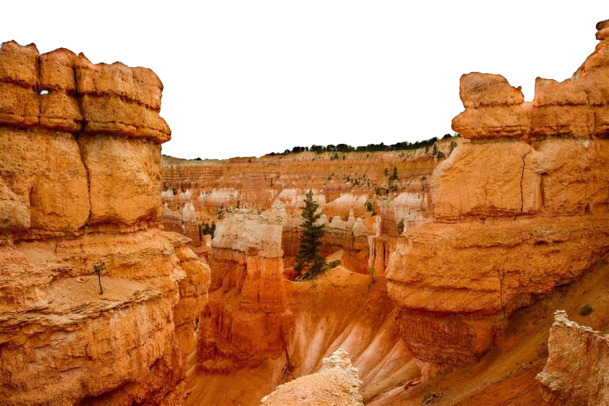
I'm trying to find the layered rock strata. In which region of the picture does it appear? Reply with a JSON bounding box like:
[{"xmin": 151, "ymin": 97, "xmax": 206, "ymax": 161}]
[
  {"xmin": 537, "ymin": 311, "xmax": 609, "ymax": 405},
  {"xmin": 196, "ymin": 209, "xmax": 293, "ymax": 372},
  {"xmin": 387, "ymin": 21, "xmax": 609, "ymax": 368},
  {"xmin": 160, "ymin": 142, "xmax": 451, "ymax": 267},
  {"xmin": 0, "ymin": 41, "xmax": 209, "ymax": 404}
]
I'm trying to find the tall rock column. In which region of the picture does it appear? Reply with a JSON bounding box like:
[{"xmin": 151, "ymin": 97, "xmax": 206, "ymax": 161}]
[
  {"xmin": 0, "ymin": 41, "xmax": 210, "ymax": 404},
  {"xmin": 386, "ymin": 20, "xmax": 609, "ymax": 370},
  {"xmin": 196, "ymin": 209, "xmax": 293, "ymax": 372}
]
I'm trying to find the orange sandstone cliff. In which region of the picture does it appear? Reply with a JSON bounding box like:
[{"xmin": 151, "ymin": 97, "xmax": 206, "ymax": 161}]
[
  {"xmin": 0, "ymin": 41, "xmax": 210, "ymax": 404},
  {"xmin": 4, "ymin": 18, "xmax": 609, "ymax": 406},
  {"xmin": 387, "ymin": 18, "xmax": 609, "ymax": 370}
]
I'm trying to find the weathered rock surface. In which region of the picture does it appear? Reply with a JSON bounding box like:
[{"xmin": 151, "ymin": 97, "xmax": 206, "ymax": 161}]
[
  {"xmin": 185, "ymin": 265, "xmax": 414, "ymax": 406},
  {"xmin": 387, "ymin": 21, "xmax": 609, "ymax": 368},
  {"xmin": 0, "ymin": 42, "xmax": 209, "ymax": 405},
  {"xmin": 260, "ymin": 349, "xmax": 364, "ymax": 406},
  {"xmin": 160, "ymin": 148, "xmax": 444, "ymax": 278},
  {"xmin": 0, "ymin": 41, "xmax": 170, "ymax": 141},
  {"xmin": 196, "ymin": 210, "xmax": 293, "ymax": 372},
  {"xmin": 537, "ymin": 311, "xmax": 609, "ymax": 405},
  {"xmin": 453, "ymin": 20, "xmax": 609, "ymax": 140}
]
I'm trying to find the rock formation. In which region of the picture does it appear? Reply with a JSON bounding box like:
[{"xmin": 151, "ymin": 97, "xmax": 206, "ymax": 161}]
[
  {"xmin": 0, "ymin": 41, "xmax": 210, "ymax": 404},
  {"xmin": 196, "ymin": 209, "xmax": 293, "ymax": 372},
  {"xmin": 260, "ymin": 349, "xmax": 364, "ymax": 406},
  {"xmin": 386, "ymin": 19, "xmax": 609, "ymax": 370},
  {"xmin": 160, "ymin": 147, "xmax": 443, "ymax": 276},
  {"xmin": 537, "ymin": 311, "xmax": 609, "ymax": 405}
]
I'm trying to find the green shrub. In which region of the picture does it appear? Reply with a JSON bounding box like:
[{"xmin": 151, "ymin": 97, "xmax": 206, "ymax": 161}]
[{"xmin": 580, "ymin": 304, "xmax": 594, "ymax": 316}]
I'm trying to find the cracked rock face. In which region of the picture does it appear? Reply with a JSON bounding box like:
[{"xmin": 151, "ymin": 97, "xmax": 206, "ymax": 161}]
[
  {"xmin": 537, "ymin": 311, "xmax": 609, "ymax": 405},
  {"xmin": 386, "ymin": 21, "xmax": 609, "ymax": 368},
  {"xmin": 0, "ymin": 42, "xmax": 210, "ymax": 404}
]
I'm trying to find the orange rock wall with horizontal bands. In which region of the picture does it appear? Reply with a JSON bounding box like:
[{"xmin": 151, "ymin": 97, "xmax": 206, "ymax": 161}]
[
  {"xmin": 0, "ymin": 41, "xmax": 209, "ymax": 405},
  {"xmin": 387, "ymin": 21, "xmax": 609, "ymax": 368},
  {"xmin": 196, "ymin": 211, "xmax": 293, "ymax": 372},
  {"xmin": 0, "ymin": 40, "xmax": 172, "ymax": 241},
  {"xmin": 452, "ymin": 21, "xmax": 609, "ymax": 141}
]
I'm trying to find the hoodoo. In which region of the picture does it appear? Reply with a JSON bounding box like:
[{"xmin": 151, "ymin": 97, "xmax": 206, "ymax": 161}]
[
  {"xmin": 386, "ymin": 17, "xmax": 609, "ymax": 374},
  {"xmin": 0, "ymin": 41, "xmax": 210, "ymax": 404}
]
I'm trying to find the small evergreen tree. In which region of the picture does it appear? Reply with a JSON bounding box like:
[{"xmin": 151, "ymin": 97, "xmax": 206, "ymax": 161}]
[
  {"xmin": 389, "ymin": 166, "xmax": 398, "ymax": 181},
  {"xmin": 294, "ymin": 191, "xmax": 327, "ymax": 279},
  {"xmin": 93, "ymin": 261, "xmax": 105, "ymax": 295},
  {"xmin": 449, "ymin": 140, "xmax": 457, "ymax": 155}
]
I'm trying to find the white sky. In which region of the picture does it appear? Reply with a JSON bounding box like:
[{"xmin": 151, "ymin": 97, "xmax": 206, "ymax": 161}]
[{"xmin": 2, "ymin": 1, "xmax": 607, "ymax": 159}]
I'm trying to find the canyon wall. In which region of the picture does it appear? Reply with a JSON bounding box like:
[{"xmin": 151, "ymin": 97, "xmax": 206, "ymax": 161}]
[
  {"xmin": 160, "ymin": 142, "xmax": 452, "ymax": 274},
  {"xmin": 0, "ymin": 41, "xmax": 210, "ymax": 404},
  {"xmin": 386, "ymin": 20, "xmax": 609, "ymax": 370},
  {"xmin": 184, "ymin": 206, "xmax": 414, "ymax": 405}
]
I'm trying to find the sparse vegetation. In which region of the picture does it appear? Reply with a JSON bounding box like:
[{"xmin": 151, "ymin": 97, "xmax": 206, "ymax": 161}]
[
  {"xmin": 580, "ymin": 304, "xmax": 594, "ymax": 316},
  {"xmin": 266, "ymin": 135, "xmax": 456, "ymax": 156},
  {"xmin": 367, "ymin": 266, "xmax": 376, "ymax": 291},
  {"xmin": 422, "ymin": 392, "xmax": 440, "ymax": 404},
  {"xmin": 93, "ymin": 261, "xmax": 105, "ymax": 295},
  {"xmin": 368, "ymin": 266, "xmax": 376, "ymax": 282},
  {"xmin": 200, "ymin": 221, "xmax": 216, "ymax": 238},
  {"xmin": 449, "ymin": 140, "xmax": 457, "ymax": 155},
  {"xmin": 389, "ymin": 166, "xmax": 398, "ymax": 181}
]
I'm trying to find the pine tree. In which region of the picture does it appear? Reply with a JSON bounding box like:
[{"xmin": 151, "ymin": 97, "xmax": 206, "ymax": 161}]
[
  {"xmin": 294, "ymin": 190, "xmax": 327, "ymax": 279},
  {"xmin": 389, "ymin": 166, "xmax": 398, "ymax": 181}
]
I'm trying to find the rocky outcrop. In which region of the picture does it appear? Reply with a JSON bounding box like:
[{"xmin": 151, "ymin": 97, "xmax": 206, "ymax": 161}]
[
  {"xmin": 453, "ymin": 20, "xmax": 609, "ymax": 141},
  {"xmin": 387, "ymin": 21, "xmax": 609, "ymax": 369},
  {"xmin": 537, "ymin": 311, "xmax": 609, "ymax": 405},
  {"xmin": 260, "ymin": 349, "xmax": 364, "ymax": 406},
  {"xmin": 196, "ymin": 209, "xmax": 293, "ymax": 372},
  {"xmin": 0, "ymin": 42, "xmax": 209, "ymax": 404}
]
